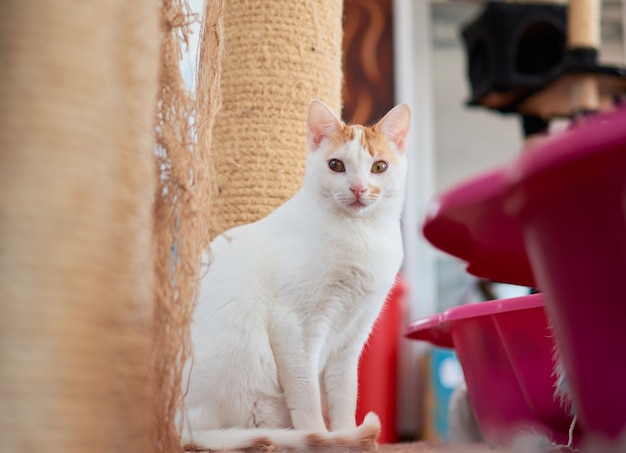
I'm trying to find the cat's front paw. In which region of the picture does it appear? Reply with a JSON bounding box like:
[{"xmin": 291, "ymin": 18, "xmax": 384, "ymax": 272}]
[{"xmin": 304, "ymin": 411, "xmax": 381, "ymax": 452}]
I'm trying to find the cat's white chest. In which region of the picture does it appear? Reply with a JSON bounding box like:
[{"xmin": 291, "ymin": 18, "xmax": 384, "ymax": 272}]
[{"xmin": 266, "ymin": 216, "xmax": 402, "ymax": 360}]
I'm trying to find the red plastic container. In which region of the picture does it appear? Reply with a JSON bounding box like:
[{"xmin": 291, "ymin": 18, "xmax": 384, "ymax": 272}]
[
  {"xmin": 406, "ymin": 294, "xmax": 576, "ymax": 446},
  {"xmin": 357, "ymin": 275, "xmax": 406, "ymax": 444},
  {"xmin": 419, "ymin": 107, "xmax": 626, "ymax": 441}
]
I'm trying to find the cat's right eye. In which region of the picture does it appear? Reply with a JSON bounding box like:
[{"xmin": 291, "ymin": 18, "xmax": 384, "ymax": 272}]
[{"xmin": 328, "ymin": 159, "xmax": 345, "ymax": 172}]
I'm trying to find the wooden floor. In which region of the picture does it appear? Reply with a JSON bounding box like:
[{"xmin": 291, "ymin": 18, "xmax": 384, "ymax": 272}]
[
  {"xmin": 200, "ymin": 441, "xmax": 578, "ymax": 452},
  {"xmin": 377, "ymin": 442, "xmax": 496, "ymax": 452},
  {"xmin": 377, "ymin": 441, "xmax": 573, "ymax": 452},
  {"xmin": 206, "ymin": 445, "xmax": 511, "ymax": 453}
]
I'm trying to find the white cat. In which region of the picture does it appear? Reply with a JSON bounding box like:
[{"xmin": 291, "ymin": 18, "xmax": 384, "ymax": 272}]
[{"xmin": 181, "ymin": 99, "xmax": 411, "ymax": 451}]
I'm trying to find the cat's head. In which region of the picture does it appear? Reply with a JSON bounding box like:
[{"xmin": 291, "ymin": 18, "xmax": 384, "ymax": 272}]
[{"xmin": 305, "ymin": 99, "xmax": 410, "ymax": 217}]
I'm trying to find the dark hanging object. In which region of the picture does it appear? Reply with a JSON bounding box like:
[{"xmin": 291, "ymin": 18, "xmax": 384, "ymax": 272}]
[{"xmin": 461, "ymin": 1, "xmax": 567, "ymax": 112}]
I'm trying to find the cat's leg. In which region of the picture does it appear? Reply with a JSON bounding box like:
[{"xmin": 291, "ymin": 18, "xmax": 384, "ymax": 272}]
[
  {"xmin": 269, "ymin": 318, "xmax": 327, "ymax": 432},
  {"xmin": 251, "ymin": 391, "xmax": 293, "ymax": 429},
  {"xmin": 322, "ymin": 345, "xmax": 361, "ymax": 431}
]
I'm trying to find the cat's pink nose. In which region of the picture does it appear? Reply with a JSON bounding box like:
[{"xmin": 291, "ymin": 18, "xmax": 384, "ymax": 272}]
[{"xmin": 350, "ymin": 185, "xmax": 367, "ymax": 198}]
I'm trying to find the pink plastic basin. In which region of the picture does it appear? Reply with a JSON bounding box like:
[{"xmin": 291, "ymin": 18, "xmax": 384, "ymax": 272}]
[
  {"xmin": 406, "ymin": 294, "xmax": 576, "ymax": 446},
  {"xmin": 507, "ymin": 109, "xmax": 626, "ymax": 439},
  {"xmin": 420, "ymin": 107, "xmax": 626, "ymax": 440},
  {"xmin": 423, "ymin": 168, "xmax": 534, "ymax": 287}
]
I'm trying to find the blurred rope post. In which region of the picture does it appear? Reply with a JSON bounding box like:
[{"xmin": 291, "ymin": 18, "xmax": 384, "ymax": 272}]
[
  {"xmin": 152, "ymin": 0, "xmax": 223, "ymax": 451},
  {"xmin": 0, "ymin": 1, "xmax": 159, "ymax": 451},
  {"xmin": 209, "ymin": 0, "xmax": 344, "ymax": 236}
]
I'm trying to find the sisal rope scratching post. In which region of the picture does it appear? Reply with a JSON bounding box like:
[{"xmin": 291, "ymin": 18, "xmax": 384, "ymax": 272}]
[
  {"xmin": 196, "ymin": 0, "xmax": 224, "ymax": 236},
  {"xmin": 0, "ymin": 1, "xmax": 159, "ymax": 451},
  {"xmin": 210, "ymin": 0, "xmax": 343, "ymax": 235}
]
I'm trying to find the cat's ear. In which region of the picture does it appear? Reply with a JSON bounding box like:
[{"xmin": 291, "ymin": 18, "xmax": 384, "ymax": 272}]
[
  {"xmin": 376, "ymin": 104, "xmax": 411, "ymax": 154},
  {"xmin": 307, "ymin": 99, "xmax": 342, "ymax": 151}
]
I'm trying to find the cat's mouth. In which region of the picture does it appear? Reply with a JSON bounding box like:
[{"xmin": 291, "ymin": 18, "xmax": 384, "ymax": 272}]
[
  {"xmin": 334, "ymin": 193, "xmax": 373, "ymax": 213},
  {"xmin": 347, "ymin": 198, "xmax": 369, "ymax": 209}
]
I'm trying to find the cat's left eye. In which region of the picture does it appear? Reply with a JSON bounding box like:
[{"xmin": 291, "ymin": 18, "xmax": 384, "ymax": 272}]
[
  {"xmin": 371, "ymin": 161, "xmax": 388, "ymax": 173},
  {"xmin": 328, "ymin": 159, "xmax": 345, "ymax": 172}
]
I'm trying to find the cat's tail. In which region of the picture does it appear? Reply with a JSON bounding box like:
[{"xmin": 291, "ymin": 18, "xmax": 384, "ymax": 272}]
[{"xmin": 183, "ymin": 411, "xmax": 381, "ymax": 452}]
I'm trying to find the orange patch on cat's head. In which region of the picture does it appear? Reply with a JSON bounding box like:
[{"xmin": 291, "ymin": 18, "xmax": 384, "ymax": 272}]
[
  {"xmin": 324, "ymin": 124, "xmax": 400, "ymax": 163},
  {"xmin": 362, "ymin": 125, "xmax": 400, "ymax": 164},
  {"xmin": 323, "ymin": 124, "xmax": 356, "ymax": 152}
]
